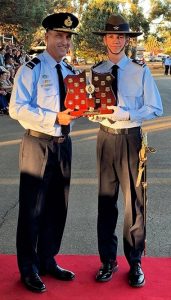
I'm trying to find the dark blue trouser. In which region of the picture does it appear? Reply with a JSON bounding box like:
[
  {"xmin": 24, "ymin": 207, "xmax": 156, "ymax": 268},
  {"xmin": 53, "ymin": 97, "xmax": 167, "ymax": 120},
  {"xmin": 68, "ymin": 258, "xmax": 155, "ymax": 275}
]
[
  {"xmin": 17, "ymin": 132, "xmax": 72, "ymax": 276},
  {"xmin": 97, "ymin": 128, "xmax": 145, "ymax": 266}
]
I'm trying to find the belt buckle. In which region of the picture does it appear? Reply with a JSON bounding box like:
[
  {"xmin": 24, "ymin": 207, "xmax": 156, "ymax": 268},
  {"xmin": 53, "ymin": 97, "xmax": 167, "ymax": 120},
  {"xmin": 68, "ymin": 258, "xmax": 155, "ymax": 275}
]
[
  {"xmin": 58, "ymin": 136, "xmax": 65, "ymax": 143},
  {"xmin": 113, "ymin": 129, "xmax": 119, "ymax": 135}
]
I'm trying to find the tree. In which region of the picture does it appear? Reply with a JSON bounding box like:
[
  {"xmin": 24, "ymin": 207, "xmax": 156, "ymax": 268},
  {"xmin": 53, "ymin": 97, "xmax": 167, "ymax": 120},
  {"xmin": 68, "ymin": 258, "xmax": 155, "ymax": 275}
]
[
  {"xmin": 149, "ymin": 0, "xmax": 171, "ymax": 22},
  {"xmin": 147, "ymin": 0, "xmax": 171, "ymax": 55},
  {"xmin": 47, "ymin": 0, "xmax": 87, "ymax": 16},
  {"xmin": 0, "ymin": 0, "xmax": 47, "ymax": 48},
  {"xmin": 144, "ymin": 35, "xmax": 161, "ymax": 55}
]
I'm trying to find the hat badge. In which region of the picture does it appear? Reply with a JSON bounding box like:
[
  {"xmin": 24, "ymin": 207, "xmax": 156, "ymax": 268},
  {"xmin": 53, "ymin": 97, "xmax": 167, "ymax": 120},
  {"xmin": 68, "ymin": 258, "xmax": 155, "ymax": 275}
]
[
  {"xmin": 113, "ymin": 26, "xmax": 119, "ymax": 30},
  {"xmin": 64, "ymin": 16, "xmax": 73, "ymax": 27}
]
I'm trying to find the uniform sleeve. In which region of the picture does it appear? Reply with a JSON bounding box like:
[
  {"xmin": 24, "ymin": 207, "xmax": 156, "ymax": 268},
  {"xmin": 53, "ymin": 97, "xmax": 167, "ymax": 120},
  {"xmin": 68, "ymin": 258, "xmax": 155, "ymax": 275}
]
[
  {"xmin": 129, "ymin": 67, "xmax": 163, "ymax": 122},
  {"xmin": 9, "ymin": 65, "xmax": 57, "ymax": 128}
]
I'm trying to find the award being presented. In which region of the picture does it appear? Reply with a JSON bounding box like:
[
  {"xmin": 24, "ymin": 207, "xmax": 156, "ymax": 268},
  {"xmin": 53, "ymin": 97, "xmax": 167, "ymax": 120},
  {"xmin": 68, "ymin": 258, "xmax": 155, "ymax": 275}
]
[{"xmin": 64, "ymin": 70, "xmax": 116, "ymax": 116}]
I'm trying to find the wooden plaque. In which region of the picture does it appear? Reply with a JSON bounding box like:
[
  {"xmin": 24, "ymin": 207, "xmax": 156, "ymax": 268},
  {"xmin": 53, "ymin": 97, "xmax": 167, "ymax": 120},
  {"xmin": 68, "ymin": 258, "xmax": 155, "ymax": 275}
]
[{"xmin": 64, "ymin": 70, "xmax": 116, "ymax": 116}]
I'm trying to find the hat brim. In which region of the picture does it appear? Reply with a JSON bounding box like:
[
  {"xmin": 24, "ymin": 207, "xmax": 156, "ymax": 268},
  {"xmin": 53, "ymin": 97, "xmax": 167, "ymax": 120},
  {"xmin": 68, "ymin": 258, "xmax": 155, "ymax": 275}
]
[
  {"xmin": 51, "ymin": 28, "xmax": 78, "ymax": 35},
  {"xmin": 92, "ymin": 31, "xmax": 142, "ymax": 37}
]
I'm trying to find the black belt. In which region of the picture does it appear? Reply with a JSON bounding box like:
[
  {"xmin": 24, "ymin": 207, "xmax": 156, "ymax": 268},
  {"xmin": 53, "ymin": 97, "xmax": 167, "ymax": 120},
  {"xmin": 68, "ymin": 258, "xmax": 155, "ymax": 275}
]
[
  {"xmin": 27, "ymin": 129, "xmax": 67, "ymax": 143},
  {"xmin": 100, "ymin": 124, "xmax": 140, "ymax": 135}
]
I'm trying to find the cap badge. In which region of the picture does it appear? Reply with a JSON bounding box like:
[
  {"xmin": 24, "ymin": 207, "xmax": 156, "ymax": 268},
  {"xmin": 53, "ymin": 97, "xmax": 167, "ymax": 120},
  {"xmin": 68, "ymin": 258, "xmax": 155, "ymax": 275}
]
[
  {"xmin": 113, "ymin": 26, "xmax": 119, "ymax": 30},
  {"xmin": 64, "ymin": 16, "xmax": 73, "ymax": 27}
]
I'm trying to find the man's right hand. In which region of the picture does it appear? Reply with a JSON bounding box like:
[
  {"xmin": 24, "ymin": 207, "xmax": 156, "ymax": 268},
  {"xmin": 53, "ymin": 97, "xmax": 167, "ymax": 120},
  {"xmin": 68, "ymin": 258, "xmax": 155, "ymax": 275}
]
[{"xmin": 56, "ymin": 109, "xmax": 77, "ymax": 125}]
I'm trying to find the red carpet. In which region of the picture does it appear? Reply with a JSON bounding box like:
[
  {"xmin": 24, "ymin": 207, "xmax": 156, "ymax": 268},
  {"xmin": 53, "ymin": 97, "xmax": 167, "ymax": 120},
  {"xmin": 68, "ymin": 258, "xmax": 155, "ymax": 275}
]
[{"xmin": 0, "ymin": 255, "xmax": 170, "ymax": 300}]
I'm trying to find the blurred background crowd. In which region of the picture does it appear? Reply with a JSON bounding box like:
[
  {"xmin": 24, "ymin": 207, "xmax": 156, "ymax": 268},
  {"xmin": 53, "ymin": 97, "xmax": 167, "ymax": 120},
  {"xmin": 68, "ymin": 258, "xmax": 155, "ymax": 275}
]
[{"xmin": 0, "ymin": 44, "xmax": 31, "ymax": 115}]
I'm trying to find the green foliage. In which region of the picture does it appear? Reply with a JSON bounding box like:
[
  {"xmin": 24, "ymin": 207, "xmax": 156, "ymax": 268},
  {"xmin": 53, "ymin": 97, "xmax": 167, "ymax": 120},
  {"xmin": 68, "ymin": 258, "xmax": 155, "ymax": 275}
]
[
  {"xmin": 45, "ymin": 0, "xmax": 88, "ymax": 17},
  {"xmin": 0, "ymin": 0, "xmax": 170, "ymax": 55},
  {"xmin": 127, "ymin": 13, "xmax": 149, "ymax": 38},
  {"xmin": 0, "ymin": 0, "xmax": 47, "ymax": 48},
  {"xmin": 0, "ymin": 0, "xmax": 46, "ymax": 28},
  {"xmin": 149, "ymin": 0, "xmax": 171, "ymax": 22}
]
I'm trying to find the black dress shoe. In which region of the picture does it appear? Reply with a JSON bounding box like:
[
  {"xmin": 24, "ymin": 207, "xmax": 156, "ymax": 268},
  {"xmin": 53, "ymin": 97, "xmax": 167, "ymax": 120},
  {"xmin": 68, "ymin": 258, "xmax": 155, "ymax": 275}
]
[
  {"xmin": 47, "ymin": 265, "xmax": 75, "ymax": 281},
  {"xmin": 128, "ymin": 262, "xmax": 145, "ymax": 287},
  {"xmin": 21, "ymin": 272, "xmax": 46, "ymax": 293},
  {"xmin": 96, "ymin": 260, "xmax": 118, "ymax": 282}
]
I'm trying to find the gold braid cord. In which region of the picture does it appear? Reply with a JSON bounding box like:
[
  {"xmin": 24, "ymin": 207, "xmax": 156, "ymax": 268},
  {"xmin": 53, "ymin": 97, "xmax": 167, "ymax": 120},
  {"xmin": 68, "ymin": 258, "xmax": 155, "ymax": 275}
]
[
  {"xmin": 136, "ymin": 133, "xmax": 156, "ymax": 188},
  {"xmin": 136, "ymin": 132, "xmax": 156, "ymax": 255}
]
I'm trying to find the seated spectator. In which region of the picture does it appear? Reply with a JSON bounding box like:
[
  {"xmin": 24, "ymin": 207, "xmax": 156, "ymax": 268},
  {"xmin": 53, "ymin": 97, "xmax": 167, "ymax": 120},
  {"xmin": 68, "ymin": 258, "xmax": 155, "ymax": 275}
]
[
  {"xmin": 5, "ymin": 57, "xmax": 16, "ymax": 71},
  {"xmin": 0, "ymin": 70, "xmax": 13, "ymax": 104},
  {"xmin": 4, "ymin": 48, "xmax": 12, "ymax": 65},
  {"xmin": 9, "ymin": 68, "xmax": 16, "ymax": 84},
  {"xmin": 0, "ymin": 71, "xmax": 9, "ymax": 115},
  {"xmin": 0, "ymin": 47, "xmax": 6, "ymax": 67}
]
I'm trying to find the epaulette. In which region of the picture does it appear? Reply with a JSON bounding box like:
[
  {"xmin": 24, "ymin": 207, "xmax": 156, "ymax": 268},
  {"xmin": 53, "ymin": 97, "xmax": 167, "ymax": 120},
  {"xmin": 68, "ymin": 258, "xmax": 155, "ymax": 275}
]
[
  {"xmin": 63, "ymin": 61, "xmax": 76, "ymax": 74},
  {"xmin": 132, "ymin": 59, "xmax": 146, "ymax": 67},
  {"xmin": 26, "ymin": 57, "xmax": 40, "ymax": 69},
  {"xmin": 92, "ymin": 61, "xmax": 104, "ymax": 69}
]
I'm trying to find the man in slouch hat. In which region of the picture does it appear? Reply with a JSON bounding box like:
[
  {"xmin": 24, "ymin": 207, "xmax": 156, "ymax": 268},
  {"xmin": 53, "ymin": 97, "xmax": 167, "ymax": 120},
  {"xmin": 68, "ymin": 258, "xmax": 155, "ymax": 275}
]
[{"xmin": 89, "ymin": 14, "xmax": 163, "ymax": 287}]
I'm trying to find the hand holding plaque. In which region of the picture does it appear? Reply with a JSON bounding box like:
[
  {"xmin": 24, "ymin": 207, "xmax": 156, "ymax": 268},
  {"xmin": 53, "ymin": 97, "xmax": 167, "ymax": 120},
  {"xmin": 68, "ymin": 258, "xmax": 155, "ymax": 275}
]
[{"xmin": 64, "ymin": 70, "xmax": 116, "ymax": 116}]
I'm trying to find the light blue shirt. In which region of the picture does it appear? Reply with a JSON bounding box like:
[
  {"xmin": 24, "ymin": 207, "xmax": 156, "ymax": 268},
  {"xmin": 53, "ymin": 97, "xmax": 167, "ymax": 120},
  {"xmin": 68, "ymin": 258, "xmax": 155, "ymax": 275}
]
[
  {"xmin": 92, "ymin": 55, "xmax": 163, "ymax": 129},
  {"xmin": 9, "ymin": 50, "xmax": 76, "ymax": 136}
]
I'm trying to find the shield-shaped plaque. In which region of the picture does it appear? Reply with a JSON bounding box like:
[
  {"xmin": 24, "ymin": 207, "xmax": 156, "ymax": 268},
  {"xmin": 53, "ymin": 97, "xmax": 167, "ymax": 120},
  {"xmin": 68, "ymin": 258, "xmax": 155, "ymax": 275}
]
[
  {"xmin": 64, "ymin": 70, "xmax": 116, "ymax": 116},
  {"xmin": 91, "ymin": 70, "xmax": 116, "ymax": 114}
]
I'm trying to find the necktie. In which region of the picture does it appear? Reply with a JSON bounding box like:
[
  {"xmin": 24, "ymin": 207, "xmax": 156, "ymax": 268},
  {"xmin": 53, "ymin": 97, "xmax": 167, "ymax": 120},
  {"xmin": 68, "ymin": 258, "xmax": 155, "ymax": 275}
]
[
  {"xmin": 56, "ymin": 64, "xmax": 70, "ymax": 135},
  {"xmin": 111, "ymin": 65, "xmax": 119, "ymax": 104}
]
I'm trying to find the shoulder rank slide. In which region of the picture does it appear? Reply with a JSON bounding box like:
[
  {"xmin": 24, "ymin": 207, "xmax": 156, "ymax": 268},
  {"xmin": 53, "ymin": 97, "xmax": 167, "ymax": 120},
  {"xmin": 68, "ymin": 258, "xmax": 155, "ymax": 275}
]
[
  {"xmin": 132, "ymin": 59, "xmax": 146, "ymax": 67},
  {"xmin": 63, "ymin": 61, "xmax": 76, "ymax": 74},
  {"xmin": 92, "ymin": 61, "xmax": 104, "ymax": 69},
  {"xmin": 26, "ymin": 57, "xmax": 40, "ymax": 69}
]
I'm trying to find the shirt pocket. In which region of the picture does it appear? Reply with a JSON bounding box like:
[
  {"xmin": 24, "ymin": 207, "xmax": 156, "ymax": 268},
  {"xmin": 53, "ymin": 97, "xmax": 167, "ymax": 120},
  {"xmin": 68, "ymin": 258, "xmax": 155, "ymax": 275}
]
[
  {"xmin": 119, "ymin": 87, "xmax": 143, "ymax": 110},
  {"xmin": 37, "ymin": 85, "xmax": 59, "ymax": 111}
]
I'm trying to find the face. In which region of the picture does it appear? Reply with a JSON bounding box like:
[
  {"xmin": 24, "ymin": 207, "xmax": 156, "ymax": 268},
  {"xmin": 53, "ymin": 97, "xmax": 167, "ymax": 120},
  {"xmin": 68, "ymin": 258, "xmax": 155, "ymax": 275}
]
[
  {"xmin": 103, "ymin": 33, "xmax": 129, "ymax": 55},
  {"xmin": 45, "ymin": 30, "xmax": 72, "ymax": 61},
  {"xmin": 0, "ymin": 73, "xmax": 7, "ymax": 80}
]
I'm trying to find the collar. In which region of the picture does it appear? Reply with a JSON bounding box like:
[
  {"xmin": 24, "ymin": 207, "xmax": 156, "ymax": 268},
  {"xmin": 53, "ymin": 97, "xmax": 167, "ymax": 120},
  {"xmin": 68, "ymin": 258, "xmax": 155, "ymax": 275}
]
[
  {"xmin": 107, "ymin": 55, "xmax": 129, "ymax": 71},
  {"xmin": 42, "ymin": 50, "xmax": 63, "ymax": 69}
]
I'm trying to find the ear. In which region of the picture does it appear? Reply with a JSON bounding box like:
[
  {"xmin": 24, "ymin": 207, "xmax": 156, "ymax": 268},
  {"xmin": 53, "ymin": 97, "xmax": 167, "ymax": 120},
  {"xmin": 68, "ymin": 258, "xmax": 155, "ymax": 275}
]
[
  {"xmin": 125, "ymin": 36, "xmax": 130, "ymax": 46},
  {"xmin": 103, "ymin": 36, "xmax": 107, "ymax": 46},
  {"xmin": 45, "ymin": 32, "xmax": 48, "ymax": 45}
]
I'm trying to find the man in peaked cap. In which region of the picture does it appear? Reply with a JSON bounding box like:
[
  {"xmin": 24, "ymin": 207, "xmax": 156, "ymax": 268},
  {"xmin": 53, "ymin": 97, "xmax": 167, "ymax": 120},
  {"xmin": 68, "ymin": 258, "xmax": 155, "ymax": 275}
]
[
  {"xmin": 9, "ymin": 12, "xmax": 79, "ymax": 292},
  {"xmin": 89, "ymin": 14, "xmax": 163, "ymax": 287}
]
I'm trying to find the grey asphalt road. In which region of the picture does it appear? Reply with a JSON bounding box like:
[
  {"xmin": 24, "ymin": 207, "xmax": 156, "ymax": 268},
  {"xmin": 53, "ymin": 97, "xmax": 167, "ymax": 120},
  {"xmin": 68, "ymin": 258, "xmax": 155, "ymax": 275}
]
[{"xmin": 0, "ymin": 76, "xmax": 171, "ymax": 258}]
